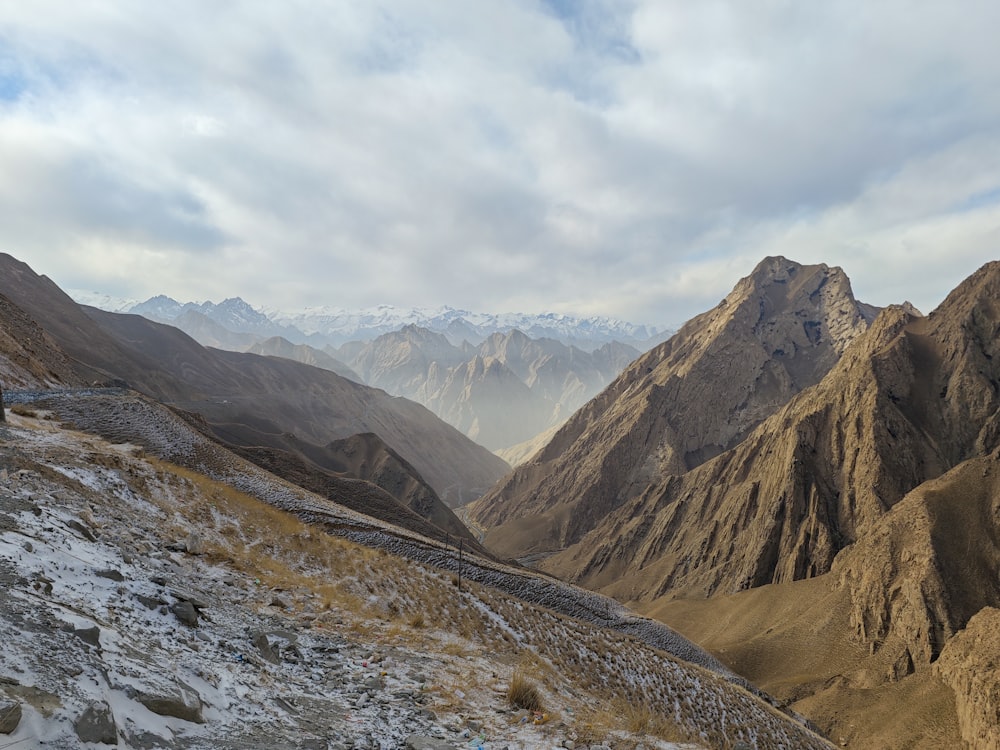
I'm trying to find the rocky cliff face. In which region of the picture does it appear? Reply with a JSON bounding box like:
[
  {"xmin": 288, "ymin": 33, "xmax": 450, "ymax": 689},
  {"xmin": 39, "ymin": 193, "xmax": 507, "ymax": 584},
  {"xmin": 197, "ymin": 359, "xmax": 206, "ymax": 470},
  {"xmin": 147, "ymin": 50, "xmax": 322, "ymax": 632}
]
[
  {"xmin": 470, "ymin": 257, "xmax": 877, "ymax": 559},
  {"xmin": 343, "ymin": 325, "xmax": 640, "ymax": 451},
  {"xmin": 935, "ymin": 607, "xmax": 1000, "ymax": 750},
  {"xmin": 544, "ymin": 262, "xmax": 1000, "ymax": 597}
]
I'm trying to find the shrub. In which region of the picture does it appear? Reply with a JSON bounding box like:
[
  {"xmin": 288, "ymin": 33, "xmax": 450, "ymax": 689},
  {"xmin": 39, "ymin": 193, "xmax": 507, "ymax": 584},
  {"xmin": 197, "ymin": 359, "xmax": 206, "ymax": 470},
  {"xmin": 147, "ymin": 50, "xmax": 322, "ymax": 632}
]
[{"xmin": 506, "ymin": 670, "xmax": 542, "ymax": 712}]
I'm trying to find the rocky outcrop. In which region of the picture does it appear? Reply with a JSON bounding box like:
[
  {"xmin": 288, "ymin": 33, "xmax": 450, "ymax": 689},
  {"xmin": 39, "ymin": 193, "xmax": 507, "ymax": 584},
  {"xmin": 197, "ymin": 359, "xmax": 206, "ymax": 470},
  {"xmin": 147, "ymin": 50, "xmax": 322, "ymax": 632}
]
[
  {"xmin": 935, "ymin": 607, "xmax": 1000, "ymax": 750},
  {"xmin": 471, "ymin": 257, "xmax": 877, "ymax": 559}
]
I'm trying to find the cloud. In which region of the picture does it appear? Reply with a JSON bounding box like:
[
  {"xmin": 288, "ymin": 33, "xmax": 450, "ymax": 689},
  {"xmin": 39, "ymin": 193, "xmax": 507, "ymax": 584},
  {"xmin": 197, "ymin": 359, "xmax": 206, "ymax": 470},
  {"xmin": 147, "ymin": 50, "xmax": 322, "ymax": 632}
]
[{"xmin": 0, "ymin": 1, "xmax": 997, "ymax": 325}]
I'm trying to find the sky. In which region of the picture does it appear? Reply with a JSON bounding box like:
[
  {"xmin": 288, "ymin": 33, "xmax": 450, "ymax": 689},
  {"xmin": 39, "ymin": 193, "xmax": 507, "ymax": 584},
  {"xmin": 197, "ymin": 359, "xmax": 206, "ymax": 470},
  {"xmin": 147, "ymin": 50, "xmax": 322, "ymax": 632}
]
[{"xmin": 0, "ymin": 1, "xmax": 998, "ymax": 328}]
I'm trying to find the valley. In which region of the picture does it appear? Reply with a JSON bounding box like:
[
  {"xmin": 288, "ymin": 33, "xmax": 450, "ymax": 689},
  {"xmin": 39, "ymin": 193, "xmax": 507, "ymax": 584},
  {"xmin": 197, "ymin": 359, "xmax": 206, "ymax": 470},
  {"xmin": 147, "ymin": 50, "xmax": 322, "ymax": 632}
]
[{"xmin": 2, "ymin": 253, "xmax": 999, "ymax": 748}]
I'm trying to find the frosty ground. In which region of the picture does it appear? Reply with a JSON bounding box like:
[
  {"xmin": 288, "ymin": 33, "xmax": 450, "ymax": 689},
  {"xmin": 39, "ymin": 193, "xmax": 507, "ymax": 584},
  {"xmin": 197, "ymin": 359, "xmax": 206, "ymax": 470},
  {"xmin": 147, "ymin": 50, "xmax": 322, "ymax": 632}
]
[{"xmin": 0, "ymin": 403, "xmax": 833, "ymax": 749}]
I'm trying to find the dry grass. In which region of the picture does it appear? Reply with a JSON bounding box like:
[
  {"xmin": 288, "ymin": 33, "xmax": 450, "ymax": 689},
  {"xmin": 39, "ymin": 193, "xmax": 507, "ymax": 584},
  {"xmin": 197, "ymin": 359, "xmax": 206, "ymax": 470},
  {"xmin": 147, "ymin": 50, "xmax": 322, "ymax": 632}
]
[{"xmin": 506, "ymin": 670, "xmax": 543, "ymax": 712}]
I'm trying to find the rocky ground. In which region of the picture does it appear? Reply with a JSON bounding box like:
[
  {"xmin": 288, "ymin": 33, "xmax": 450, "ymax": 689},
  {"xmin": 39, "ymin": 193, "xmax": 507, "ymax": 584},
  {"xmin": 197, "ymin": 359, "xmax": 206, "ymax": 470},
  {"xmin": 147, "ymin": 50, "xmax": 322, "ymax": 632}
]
[{"xmin": 0, "ymin": 403, "xmax": 832, "ymax": 749}]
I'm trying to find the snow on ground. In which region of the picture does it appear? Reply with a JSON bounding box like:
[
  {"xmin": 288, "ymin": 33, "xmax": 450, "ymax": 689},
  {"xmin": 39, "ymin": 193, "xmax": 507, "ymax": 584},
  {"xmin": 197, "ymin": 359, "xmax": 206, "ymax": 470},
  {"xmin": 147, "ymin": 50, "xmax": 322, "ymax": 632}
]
[{"xmin": 0, "ymin": 401, "xmax": 834, "ymax": 749}]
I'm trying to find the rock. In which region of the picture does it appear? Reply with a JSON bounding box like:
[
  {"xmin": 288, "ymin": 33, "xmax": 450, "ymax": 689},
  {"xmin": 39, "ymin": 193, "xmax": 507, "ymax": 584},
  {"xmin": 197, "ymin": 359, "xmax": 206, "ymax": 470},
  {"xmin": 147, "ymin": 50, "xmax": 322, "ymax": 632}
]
[
  {"xmin": 96, "ymin": 568, "xmax": 125, "ymax": 582},
  {"xmin": 252, "ymin": 632, "xmax": 280, "ymax": 664},
  {"xmin": 126, "ymin": 729, "xmax": 174, "ymax": 750},
  {"xmin": 404, "ymin": 736, "xmax": 457, "ymax": 750},
  {"xmin": 184, "ymin": 532, "xmax": 203, "ymax": 555},
  {"xmin": 74, "ymin": 701, "xmax": 117, "ymax": 744},
  {"xmin": 135, "ymin": 681, "xmax": 204, "ymax": 723},
  {"xmin": 67, "ymin": 518, "xmax": 97, "ymax": 542},
  {"xmin": 135, "ymin": 593, "xmax": 163, "ymax": 610},
  {"xmin": 0, "ymin": 699, "xmax": 21, "ymax": 734},
  {"xmin": 251, "ymin": 630, "xmax": 298, "ymax": 664},
  {"xmin": 170, "ymin": 601, "xmax": 199, "ymax": 627},
  {"xmin": 73, "ymin": 625, "xmax": 102, "ymax": 648}
]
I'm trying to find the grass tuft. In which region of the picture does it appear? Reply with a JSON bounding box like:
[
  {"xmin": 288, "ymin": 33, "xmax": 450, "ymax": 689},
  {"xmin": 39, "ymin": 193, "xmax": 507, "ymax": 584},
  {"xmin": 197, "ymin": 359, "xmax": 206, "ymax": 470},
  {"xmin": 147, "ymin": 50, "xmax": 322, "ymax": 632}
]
[{"xmin": 506, "ymin": 670, "xmax": 543, "ymax": 712}]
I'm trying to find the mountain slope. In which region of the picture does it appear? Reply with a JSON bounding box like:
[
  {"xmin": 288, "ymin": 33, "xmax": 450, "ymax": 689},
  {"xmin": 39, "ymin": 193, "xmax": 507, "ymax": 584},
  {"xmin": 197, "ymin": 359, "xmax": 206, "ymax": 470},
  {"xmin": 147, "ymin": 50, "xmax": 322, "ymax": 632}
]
[
  {"xmin": 0, "ymin": 406, "xmax": 834, "ymax": 749},
  {"xmin": 0, "ymin": 291, "xmax": 85, "ymax": 389},
  {"xmin": 0, "ymin": 253, "xmax": 509, "ymax": 508},
  {"xmin": 545, "ymin": 261, "xmax": 1000, "ymax": 603},
  {"xmin": 470, "ymin": 257, "xmax": 877, "ymax": 559},
  {"xmin": 247, "ymin": 336, "xmax": 362, "ymax": 381}
]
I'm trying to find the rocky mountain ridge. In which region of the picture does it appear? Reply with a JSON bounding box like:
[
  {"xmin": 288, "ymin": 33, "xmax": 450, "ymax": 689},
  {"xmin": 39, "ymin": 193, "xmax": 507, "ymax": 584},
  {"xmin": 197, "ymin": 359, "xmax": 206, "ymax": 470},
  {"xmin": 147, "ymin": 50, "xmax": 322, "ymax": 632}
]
[
  {"xmin": 470, "ymin": 257, "xmax": 878, "ymax": 558},
  {"xmin": 469, "ymin": 255, "xmax": 1000, "ymax": 749}
]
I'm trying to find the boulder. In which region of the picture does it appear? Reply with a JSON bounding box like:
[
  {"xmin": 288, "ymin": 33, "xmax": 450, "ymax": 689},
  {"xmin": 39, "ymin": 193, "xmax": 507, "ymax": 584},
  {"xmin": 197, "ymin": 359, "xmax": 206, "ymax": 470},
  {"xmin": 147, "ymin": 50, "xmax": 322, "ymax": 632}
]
[
  {"xmin": 74, "ymin": 701, "xmax": 117, "ymax": 745},
  {"xmin": 170, "ymin": 600, "xmax": 199, "ymax": 627},
  {"xmin": 0, "ymin": 698, "xmax": 21, "ymax": 734},
  {"xmin": 134, "ymin": 681, "xmax": 204, "ymax": 724}
]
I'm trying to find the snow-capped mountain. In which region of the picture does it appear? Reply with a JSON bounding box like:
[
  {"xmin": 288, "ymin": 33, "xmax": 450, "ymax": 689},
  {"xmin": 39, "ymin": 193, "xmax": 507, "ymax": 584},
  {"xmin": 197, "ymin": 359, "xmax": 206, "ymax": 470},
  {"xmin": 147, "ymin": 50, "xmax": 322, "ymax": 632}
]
[
  {"xmin": 269, "ymin": 304, "xmax": 664, "ymax": 346},
  {"xmin": 74, "ymin": 293, "xmax": 669, "ymax": 351},
  {"xmin": 66, "ymin": 289, "xmax": 139, "ymax": 314}
]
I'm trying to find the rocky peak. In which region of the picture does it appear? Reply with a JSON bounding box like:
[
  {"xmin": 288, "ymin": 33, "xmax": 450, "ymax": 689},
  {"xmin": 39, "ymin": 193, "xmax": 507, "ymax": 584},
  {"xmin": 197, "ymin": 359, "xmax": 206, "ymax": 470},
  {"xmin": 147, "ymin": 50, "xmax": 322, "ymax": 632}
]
[{"xmin": 470, "ymin": 256, "xmax": 878, "ymax": 559}]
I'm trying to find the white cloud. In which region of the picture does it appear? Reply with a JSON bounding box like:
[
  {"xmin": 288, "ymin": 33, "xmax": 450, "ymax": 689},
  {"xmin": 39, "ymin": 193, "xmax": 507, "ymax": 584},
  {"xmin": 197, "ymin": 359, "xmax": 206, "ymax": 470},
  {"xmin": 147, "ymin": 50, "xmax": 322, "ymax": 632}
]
[{"xmin": 0, "ymin": 0, "xmax": 997, "ymax": 326}]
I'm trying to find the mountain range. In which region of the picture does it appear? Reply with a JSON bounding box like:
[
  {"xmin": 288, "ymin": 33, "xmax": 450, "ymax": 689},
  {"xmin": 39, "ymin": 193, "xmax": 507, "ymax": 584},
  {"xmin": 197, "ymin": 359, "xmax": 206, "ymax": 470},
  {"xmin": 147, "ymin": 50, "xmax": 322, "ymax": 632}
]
[
  {"xmin": 70, "ymin": 291, "xmax": 670, "ymax": 351},
  {"xmin": 8, "ymin": 252, "xmax": 1000, "ymax": 747}
]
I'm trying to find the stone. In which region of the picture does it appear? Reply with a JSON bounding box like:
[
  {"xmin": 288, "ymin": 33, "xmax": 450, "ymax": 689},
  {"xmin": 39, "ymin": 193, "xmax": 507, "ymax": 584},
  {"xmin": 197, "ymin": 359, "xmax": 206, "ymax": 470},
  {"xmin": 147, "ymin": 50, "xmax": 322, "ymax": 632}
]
[
  {"xmin": 170, "ymin": 601, "xmax": 199, "ymax": 627},
  {"xmin": 96, "ymin": 568, "xmax": 125, "ymax": 582},
  {"xmin": 184, "ymin": 532, "xmax": 203, "ymax": 555},
  {"xmin": 252, "ymin": 632, "xmax": 280, "ymax": 664},
  {"xmin": 0, "ymin": 699, "xmax": 21, "ymax": 734},
  {"xmin": 404, "ymin": 736, "xmax": 457, "ymax": 750},
  {"xmin": 67, "ymin": 519, "xmax": 97, "ymax": 542},
  {"xmin": 73, "ymin": 625, "xmax": 102, "ymax": 648},
  {"xmin": 135, "ymin": 682, "xmax": 204, "ymax": 723},
  {"xmin": 251, "ymin": 630, "xmax": 298, "ymax": 664},
  {"xmin": 74, "ymin": 701, "xmax": 117, "ymax": 745},
  {"xmin": 135, "ymin": 593, "xmax": 163, "ymax": 610}
]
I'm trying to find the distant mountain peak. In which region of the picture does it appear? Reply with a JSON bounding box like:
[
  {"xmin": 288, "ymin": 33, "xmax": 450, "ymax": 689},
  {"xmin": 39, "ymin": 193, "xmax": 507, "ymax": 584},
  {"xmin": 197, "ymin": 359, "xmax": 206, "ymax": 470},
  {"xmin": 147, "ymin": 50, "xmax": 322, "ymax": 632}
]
[{"xmin": 73, "ymin": 293, "xmax": 670, "ymax": 351}]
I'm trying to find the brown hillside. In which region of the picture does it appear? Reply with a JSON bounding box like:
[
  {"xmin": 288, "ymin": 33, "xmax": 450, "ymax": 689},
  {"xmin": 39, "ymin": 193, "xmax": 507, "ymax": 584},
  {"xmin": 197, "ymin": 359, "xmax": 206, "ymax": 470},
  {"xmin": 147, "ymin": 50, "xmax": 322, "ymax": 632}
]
[
  {"xmin": 0, "ymin": 253, "xmax": 509, "ymax": 509},
  {"xmin": 0, "ymin": 291, "xmax": 85, "ymax": 388},
  {"xmin": 544, "ymin": 261, "xmax": 1000, "ymax": 604},
  {"xmin": 470, "ymin": 256, "xmax": 876, "ymax": 559}
]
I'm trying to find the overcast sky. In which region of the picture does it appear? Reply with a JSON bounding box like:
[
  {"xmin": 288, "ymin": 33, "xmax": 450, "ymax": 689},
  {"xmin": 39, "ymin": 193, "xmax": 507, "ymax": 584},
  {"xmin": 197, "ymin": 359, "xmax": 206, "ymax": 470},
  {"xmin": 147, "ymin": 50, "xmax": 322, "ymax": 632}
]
[{"xmin": 1, "ymin": 1, "xmax": 998, "ymax": 326}]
